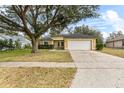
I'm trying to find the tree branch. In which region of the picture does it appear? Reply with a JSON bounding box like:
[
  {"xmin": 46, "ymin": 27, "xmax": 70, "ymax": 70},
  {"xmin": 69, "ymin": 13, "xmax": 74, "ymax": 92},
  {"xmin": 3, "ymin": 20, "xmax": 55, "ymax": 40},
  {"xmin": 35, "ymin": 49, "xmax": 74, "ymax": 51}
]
[
  {"xmin": 12, "ymin": 5, "xmax": 34, "ymax": 39},
  {"xmin": 0, "ymin": 14, "xmax": 23, "ymax": 30},
  {"xmin": 36, "ymin": 6, "xmax": 61, "ymax": 38}
]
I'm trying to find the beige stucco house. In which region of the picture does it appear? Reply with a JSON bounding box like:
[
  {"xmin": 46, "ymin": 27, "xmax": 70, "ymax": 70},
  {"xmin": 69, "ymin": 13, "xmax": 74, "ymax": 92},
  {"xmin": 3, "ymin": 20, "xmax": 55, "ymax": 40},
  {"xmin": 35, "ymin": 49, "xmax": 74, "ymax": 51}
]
[
  {"xmin": 39, "ymin": 34, "xmax": 96, "ymax": 50},
  {"xmin": 106, "ymin": 35, "xmax": 124, "ymax": 48}
]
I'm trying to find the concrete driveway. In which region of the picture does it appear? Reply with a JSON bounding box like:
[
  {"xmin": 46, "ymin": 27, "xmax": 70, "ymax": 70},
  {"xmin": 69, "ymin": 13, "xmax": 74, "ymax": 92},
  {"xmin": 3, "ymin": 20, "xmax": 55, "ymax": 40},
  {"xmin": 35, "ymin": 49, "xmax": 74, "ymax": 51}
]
[
  {"xmin": 70, "ymin": 51, "xmax": 124, "ymax": 69},
  {"xmin": 70, "ymin": 51, "xmax": 124, "ymax": 88}
]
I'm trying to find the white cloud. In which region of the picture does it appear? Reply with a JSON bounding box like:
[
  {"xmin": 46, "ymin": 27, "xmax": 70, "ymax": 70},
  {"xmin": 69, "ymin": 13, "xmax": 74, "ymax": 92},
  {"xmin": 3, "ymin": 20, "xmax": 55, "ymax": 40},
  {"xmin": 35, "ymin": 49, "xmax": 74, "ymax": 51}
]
[
  {"xmin": 101, "ymin": 31, "xmax": 111, "ymax": 41},
  {"xmin": 102, "ymin": 10, "xmax": 124, "ymax": 33},
  {"xmin": 96, "ymin": 27, "xmax": 107, "ymax": 30},
  {"xmin": 86, "ymin": 21, "xmax": 110, "ymax": 26},
  {"xmin": 72, "ymin": 10, "xmax": 124, "ymax": 40}
]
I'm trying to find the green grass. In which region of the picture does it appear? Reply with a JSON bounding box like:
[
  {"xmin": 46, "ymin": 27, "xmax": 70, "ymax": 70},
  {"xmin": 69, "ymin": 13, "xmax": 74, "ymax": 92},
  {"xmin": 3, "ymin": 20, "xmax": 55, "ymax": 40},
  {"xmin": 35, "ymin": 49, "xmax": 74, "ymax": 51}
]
[
  {"xmin": 101, "ymin": 48, "xmax": 124, "ymax": 58},
  {"xmin": 0, "ymin": 67, "xmax": 76, "ymax": 88},
  {"xmin": 0, "ymin": 49, "xmax": 73, "ymax": 62}
]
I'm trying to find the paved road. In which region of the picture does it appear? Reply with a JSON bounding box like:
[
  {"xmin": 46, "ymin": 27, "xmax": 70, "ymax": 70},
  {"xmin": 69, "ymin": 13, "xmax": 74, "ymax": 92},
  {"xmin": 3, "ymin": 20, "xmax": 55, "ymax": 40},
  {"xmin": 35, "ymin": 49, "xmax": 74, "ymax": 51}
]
[{"xmin": 70, "ymin": 51, "xmax": 124, "ymax": 88}]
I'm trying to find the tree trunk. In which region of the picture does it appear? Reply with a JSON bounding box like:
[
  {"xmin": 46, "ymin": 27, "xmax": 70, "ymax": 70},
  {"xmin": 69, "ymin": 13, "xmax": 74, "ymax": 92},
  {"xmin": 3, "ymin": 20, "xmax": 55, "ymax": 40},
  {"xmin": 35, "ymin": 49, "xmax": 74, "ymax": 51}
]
[{"xmin": 31, "ymin": 38, "xmax": 39, "ymax": 53}]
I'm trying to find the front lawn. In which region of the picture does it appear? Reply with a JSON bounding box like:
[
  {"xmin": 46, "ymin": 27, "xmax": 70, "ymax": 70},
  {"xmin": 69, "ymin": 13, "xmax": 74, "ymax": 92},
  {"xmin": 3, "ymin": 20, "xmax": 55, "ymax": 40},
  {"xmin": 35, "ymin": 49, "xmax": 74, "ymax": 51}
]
[
  {"xmin": 101, "ymin": 48, "xmax": 124, "ymax": 58},
  {"xmin": 0, "ymin": 49, "xmax": 73, "ymax": 62},
  {"xmin": 0, "ymin": 67, "xmax": 76, "ymax": 88}
]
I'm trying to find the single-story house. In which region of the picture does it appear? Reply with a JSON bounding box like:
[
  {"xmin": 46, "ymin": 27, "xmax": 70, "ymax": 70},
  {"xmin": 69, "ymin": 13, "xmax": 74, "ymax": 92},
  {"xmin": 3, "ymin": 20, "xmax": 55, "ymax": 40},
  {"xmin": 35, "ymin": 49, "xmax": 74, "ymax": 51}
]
[
  {"xmin": 106, "ymin": 35, "xmax": 124, "ymax": 48},
  {"xmin": 39, "ymin": 34, "xmax": 96, "ymax": 50}
]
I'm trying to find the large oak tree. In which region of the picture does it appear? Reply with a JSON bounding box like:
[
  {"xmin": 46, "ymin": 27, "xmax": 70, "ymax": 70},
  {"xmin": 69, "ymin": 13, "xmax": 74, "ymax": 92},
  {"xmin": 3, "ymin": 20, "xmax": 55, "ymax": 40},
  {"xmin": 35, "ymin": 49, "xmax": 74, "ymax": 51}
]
[{"xmin": 0, "ymin": 5, "xmax": 100, "ymax": 53}]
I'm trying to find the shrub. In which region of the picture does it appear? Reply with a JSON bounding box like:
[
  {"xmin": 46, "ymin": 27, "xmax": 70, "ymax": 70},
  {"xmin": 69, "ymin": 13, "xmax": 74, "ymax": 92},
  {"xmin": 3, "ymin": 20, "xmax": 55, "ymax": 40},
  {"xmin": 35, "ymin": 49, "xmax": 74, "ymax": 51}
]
[
  {"xmin": 0, "ymin": 39, "xmax": 15, "ymax": 51},
  {"xmin": 0, "ymin": 40, "xmax": 5, "ymax": 50},
  {"xmin": 24, "ymin": 44, "xmax": 31, "ymax": 49},
  {"xmin": 15, "ymin": 40, "xmax": 21, "ymax": 49},
  {"xmin": 38, "ymin": 45, "xmax": 54, "ymax": 49},
  {"xmin": 96, "ymin": 43, "xmax": 103, "ymax": 50},
  {"xmin": 8, "ymin": 39, "xmax": 15, "ymax": 50}
]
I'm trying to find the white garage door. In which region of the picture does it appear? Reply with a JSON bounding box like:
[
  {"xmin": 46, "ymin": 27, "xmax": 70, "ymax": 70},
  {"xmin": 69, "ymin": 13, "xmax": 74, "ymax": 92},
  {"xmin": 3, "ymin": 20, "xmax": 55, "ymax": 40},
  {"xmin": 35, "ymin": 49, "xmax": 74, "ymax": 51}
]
[{"xmin": 67, "ymin": 40, "xmax": 91, "ymax": 50}]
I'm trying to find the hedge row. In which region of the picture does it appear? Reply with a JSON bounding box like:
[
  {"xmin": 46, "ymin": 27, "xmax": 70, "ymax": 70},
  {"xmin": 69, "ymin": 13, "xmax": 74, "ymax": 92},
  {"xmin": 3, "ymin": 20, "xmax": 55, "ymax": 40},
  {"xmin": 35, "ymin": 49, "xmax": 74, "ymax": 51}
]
[{"xmin": 38, "ymin": 45, "xmax": 54, "ymax": 49}]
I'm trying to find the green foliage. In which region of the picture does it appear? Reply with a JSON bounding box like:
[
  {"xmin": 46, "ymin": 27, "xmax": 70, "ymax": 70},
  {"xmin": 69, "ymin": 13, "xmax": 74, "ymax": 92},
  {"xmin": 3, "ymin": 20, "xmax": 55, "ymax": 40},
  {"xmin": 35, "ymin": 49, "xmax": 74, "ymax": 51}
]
[
  {"xmin": 0, "ymin": 39, "xmax": 8, "ymax": 47},
  {"xmin": 8, "ymin": 39, "xmax": 14, "ymax": 50},
  {"xmin": 0, "ymin": 39, "xmax": 14, "ymax": 50},
  {"xmin": 0, "ymin": 39, "xmax": 22, "ymax": 51},
  {"xmin": 0, "ymin": 29, "xmax": 18, "ymax": 35},
  {"xmin": 14, "ymin": 39, "xmax": 21, "ymax": 49},
  {"xmin": 24, "ymin": 44, "xmax": 31, "ymax": 49},
  {"xmin": 96, "ymin": 33, "xmax": 104, "ymax": 50},
  {"xmin": 0, "ymin": 40, "xmax": 6, "ymax": 50},
  {"xmin": 38, "ymin": 45, "xmax": 54, "ymax": 49},
  {"xmin": 0, "ymin": 6, "xmax": 100, "ymax": 35},
  {"xmin": 96, "ymin": 43, "xmax": 103, "ymax": 50}
]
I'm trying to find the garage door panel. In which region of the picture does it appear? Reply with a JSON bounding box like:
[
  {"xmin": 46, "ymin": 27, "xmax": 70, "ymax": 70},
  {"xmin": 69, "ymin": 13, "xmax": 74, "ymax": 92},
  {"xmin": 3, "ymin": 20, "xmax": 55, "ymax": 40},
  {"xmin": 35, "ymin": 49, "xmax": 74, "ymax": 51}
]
[{"xmin": 67, "ymin": 40, "xmax": 91, "ymax": 50}]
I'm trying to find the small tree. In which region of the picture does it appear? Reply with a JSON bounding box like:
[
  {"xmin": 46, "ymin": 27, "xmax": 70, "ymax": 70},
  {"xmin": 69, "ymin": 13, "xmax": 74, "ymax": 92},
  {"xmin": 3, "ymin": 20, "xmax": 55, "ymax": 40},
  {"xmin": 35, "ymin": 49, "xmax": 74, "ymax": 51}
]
[
  {"xmin": 15, "ymin": 39, "xmax": 21, "ymax": 49},
  {"xmin": 0, "ymin": 39, "xmax": 9, "ymax": 50},
  {"xmin": 0, "ymin": 40, "xmax": 4, "ymax": 50},
  {"xmin": 8, "ymin": 39, "xmax": 14, "ymax": 50}
]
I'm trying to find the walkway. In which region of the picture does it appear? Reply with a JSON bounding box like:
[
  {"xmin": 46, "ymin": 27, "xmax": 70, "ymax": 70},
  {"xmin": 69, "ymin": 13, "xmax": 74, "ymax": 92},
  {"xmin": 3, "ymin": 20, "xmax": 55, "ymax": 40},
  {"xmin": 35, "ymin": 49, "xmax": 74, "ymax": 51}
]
[{"xmin": 0, "ymin": 62, "xmax": 75, "ymax": 68}]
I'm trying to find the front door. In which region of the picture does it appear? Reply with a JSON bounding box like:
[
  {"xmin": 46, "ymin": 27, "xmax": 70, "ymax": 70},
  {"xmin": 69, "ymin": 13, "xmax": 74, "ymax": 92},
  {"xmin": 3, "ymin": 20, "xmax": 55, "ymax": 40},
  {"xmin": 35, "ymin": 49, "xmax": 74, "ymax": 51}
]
[{"xmin": 54, "ymin": 41, "xmax": 64, "ymax": 49}]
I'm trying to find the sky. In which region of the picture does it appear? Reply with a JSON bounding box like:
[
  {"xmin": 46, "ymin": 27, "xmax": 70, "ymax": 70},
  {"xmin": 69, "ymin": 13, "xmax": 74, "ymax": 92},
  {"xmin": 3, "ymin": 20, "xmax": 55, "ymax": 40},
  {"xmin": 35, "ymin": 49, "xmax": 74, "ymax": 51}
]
[{"xmin": 72, "ymin": 5, "xmax": 124, "ymax": 39}]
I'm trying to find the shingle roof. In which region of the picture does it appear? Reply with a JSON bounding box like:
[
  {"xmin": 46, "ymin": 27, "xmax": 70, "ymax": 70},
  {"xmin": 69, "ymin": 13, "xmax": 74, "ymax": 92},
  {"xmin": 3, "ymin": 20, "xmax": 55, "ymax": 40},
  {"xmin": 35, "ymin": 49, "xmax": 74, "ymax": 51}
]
[
  {"xmin": 41, "ymin": 37, "xmax": 53, "ymax": 41},
  {"xmin": 106, "ymin": 35, "xmax": 124, "ymax": 42},
  {"xmin": 61, "ymin": 34, "xmax": 96, "ymax": 38}
]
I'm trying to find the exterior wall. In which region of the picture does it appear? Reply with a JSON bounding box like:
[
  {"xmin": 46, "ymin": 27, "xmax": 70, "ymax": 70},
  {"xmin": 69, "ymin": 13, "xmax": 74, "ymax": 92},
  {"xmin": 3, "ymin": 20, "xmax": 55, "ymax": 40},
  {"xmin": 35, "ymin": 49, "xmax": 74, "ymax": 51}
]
[
  {"xmin": 106, "ymin": 42, "xmax": 114, "ymax": 48},
  {"xmin": 114, "ymin": 40, "xmax": 123, "ymax": 48},
  {"xmin": 39, "ymin": 40, "xmax": 53, "ymax": 45},
  {"xmin": 64, "ymin": 39, "xmax": 68, "ymax": 50},
  {"xmin": 92, "ymin": 39, "xmax": 96, "ymax": 50},
  {"xmin": 64, "ymin": 38, "xmax": 96, "ymax": 50},
  {"xmin": 106, "ymin": 40, "xmax": 123, "ymax": 48}
]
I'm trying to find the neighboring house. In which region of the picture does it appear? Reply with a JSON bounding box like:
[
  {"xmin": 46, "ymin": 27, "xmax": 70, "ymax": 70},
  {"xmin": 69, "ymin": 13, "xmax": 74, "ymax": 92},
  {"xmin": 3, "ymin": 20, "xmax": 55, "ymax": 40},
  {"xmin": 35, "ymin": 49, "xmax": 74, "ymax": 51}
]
[
  {"xmin": 106, "ymin": 35, "xmax": 124, "ymax": 48},
  {"xmin": 39, "ymin": 34, "xmax": 96, "ymax": 50}
]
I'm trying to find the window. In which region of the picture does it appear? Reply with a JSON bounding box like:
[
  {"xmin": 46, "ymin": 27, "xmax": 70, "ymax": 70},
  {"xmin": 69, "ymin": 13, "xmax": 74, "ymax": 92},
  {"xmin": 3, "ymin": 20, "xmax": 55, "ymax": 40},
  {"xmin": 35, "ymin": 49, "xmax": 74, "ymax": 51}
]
[
  {"xmin": 61, "ymin": 42, "xmax": 64, "ymax": 46},
  {"xmin": 44, "ymin": 41, "xmax": 48, "ymax": 45},
  {"xmin": 113, "ymin": 42, "xmax": 114, "ymax": 47},
  {"xmin": 58, "ymin": 42, "xmax": 60, "ymax": 46},
  {"xmin": 123, "ymin": 40, "xmax": 124, "ymax": 46}
]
